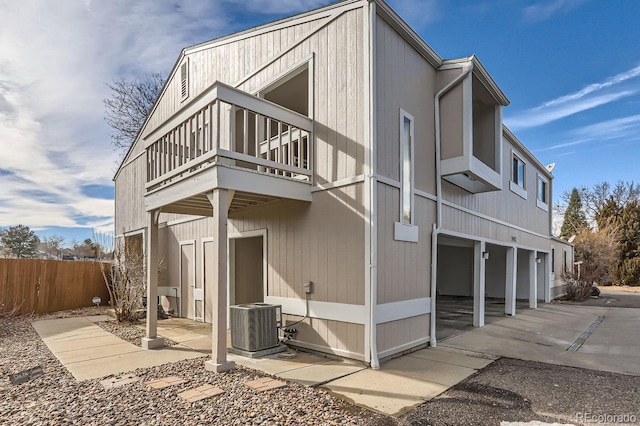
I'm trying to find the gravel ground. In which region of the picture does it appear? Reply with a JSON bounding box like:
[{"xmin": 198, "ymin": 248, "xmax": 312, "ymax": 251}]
[
  {"xmin": 399, "ymin": 358, "xmax": 640, "ymax": 426},
  {"xmin": 0, "ymin": 310, "xmax": 392, "ymax": 426}
]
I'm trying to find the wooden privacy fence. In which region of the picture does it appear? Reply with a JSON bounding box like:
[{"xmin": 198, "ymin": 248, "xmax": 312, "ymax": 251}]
[{"xmin": 0, "ymin": 258, "xmax": 111, "ymax": 316}]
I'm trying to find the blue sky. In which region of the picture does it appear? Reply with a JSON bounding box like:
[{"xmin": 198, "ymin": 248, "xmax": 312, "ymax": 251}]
[{"xmin": 1, "ymin": 0, "xmax": 639, "ymax": 245}]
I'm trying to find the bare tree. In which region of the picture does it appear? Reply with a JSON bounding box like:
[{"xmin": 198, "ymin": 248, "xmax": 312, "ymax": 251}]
[
  {"xmin": 103, "ymin": 73, "xmax": 165, "ymax": 154},
  {"xmin": 558, "ymin": 181, "xmax": 640, "ymax": 226},
  {"xmin": 40, "ymin": 235, "xmax": 65, "ymax": 259},
  {"xmin": 95, "ymin": 233, "xmax": 166, "ymax": 323}
]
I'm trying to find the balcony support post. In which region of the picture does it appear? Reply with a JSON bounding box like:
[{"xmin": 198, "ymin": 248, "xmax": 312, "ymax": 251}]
[
  {"xmin": 204, "ymin": 189, "xmax": 236, "ymax": 373},
  {"xmin": 142, "ymin": 209, "xmax": 164, "ymax": 349}
]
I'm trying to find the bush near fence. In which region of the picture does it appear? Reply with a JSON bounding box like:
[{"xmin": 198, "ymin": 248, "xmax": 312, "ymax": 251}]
[{"xmin": 0, "ymin": 258, "xmax": 111, "ymax": 315}]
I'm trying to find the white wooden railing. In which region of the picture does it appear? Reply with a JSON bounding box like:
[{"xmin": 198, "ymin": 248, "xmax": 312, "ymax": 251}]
[{"xmin": 144, "ymin": 82, "xmax": 313, "ymax": 192}]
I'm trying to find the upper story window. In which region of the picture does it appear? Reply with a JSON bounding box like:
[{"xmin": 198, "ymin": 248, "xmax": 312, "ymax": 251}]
[
  {"xmin": 509, "ymin": 151, "xmax": 527, "ymax": 199},
  {"xmin": 180, "ymin": 59, "xmax": 189, "ymax": 101},
  {"xmin": 512, "ymin": 154, "xmax": 525, "ymax": 188},
  {"xmin": 537, "ymin": 174, "xmax": 549, "ymax": 211},
  {"xmin": 394, "ymin": 109, "xmax": 418, "ymax": 243},
  {"xmin": 400, "ymin": 109, "xmax": 414, "ymax": 225}
]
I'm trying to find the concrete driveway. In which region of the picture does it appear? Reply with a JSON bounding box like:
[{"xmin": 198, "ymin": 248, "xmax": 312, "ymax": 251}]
[{"xmin": 440, "ymin": 288, "xmax": 640, "ymax": 376}]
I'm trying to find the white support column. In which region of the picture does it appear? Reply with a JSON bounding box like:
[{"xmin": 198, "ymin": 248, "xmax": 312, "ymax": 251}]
[
  {"xmin": 205, "ymin": 189, "xmax": 236, "ymax": 373},
  {"xmin": 544, "ymin": 253, "xmax": 551, "ymax": 303},
  {"xmin": 473, "ymin": 241, "xmax": 486, "ymax": 327},
  {"xmin": 143, "ymin": 210, "xmax": 164, "ymax": 349},
  {"xmin": 505, "ymin": 246, "xmax": 517, "ymax": 316},
  {"xmin": 529, "ymin": 251, "xmax": 538, "ymax": 309}
]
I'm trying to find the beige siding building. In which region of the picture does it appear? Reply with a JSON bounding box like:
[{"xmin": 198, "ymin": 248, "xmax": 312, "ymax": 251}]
[{"xmin": 114, "ymin": 0, "xmax": 573, "ymax": 371}]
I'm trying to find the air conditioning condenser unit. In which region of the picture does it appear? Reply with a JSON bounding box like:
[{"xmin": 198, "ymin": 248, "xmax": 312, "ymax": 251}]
[{"xmin": 230, "ymin": 303, "xmax": 282, "ymax": 352}]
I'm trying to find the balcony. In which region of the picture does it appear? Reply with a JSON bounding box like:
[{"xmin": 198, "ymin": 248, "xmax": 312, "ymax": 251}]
[
  {"xmin": 438, "ymin": 58, "xmax": 508, "ymax": 193},
  {"xmin": 143, "ymin": 82, "xmax": 313, "ymax": 215}
]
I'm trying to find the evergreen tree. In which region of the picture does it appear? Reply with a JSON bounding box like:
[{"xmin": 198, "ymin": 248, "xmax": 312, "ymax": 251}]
[
  {"xmin": 613, "ymin": 202, "xmax": 640, "ymax": 286},
  {"xmin": 560, "ymin": 188, "xmax": 588, "ymax": 239},
  {"xmin": 1, "ymin": 225, "xmax": 40, "ymax": 258}
]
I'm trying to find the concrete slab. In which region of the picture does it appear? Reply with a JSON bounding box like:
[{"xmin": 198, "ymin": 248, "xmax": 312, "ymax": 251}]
[
  {"xmin": 383, "ymin": 355, "xmax": 478, "ymax": 387},
  {"xmin": 44, "ymin": 335, "xmax": 124, "ymax": 352},
  {"xmin": 277, "ymin": 360, "xmax": 366, "ymax": 386},
  {"xmin": 53, "ymin": 342, "xmax": 139, "ymax": 364},
  {"xmin": 33, "ymin": 317, "xmax": 208, "ymax": 381},
  {"xmin": 408, "ymin": 347, "xmax": 496, "ymax": 370},
  {"xmin": 441, "ymin": 304, "xmax": 640, "ymax": 376},
  {"xmin": 322, "ymin": 369, "xmax": 448, "ymax": 417},
  {"xmin": 229, "ymin": 351, "xmax": 333, "ymax": 376},
  {"xmin": 178, "ymin": 336, "xmax": 212, "ymax": 353},
  {"xmin": 65, "ymin": 347, "xmax": 204, "ymax": 380}
]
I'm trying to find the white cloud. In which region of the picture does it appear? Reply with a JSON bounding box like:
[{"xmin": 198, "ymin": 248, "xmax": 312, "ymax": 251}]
[
  {"xmin": 505, "ymin": 63, "xmax": 640, "ymax": 130},
  {"xmin": 1, "ymin": 0, "xmax": 341, "ymax": 240},
  {"xmin": 574, "ymin": 114, "xmax": 640, "ymax": 138},
  {"xmin": 523, "ymin": 0, "xmax": 585, "ymax": 21},
  {"xmin": 387, "ymin": 0, "xmax": 441, "ymax": 30},
  {"xmin": 226, "ymin": 0, "xmax": 330, "ymax": 15},
  {"xmin": 540, "ymin": 65, "xmax": 640, "ymax": 108},
  {"xmin": 0, "ymin": 0, "xmax": 236, "ymax": 235},
  {"xmin": 506, "ymin": 90, "xmax": 637, "ymax": 130}
]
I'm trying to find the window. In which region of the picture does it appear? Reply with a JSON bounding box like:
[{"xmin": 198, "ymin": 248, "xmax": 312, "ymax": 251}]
[
  {"xmin": 537, "ymin": 177, "xmax": 547, "ymax": 203},
  {"xmin": 551, "ymin": 248, "xmax": 555, "ymax": 273},
  {"xmin": 536, "ymin": 174, "xmax": 549, "ymax": 210},
  {"xmin": 509, "ymin": 151, "xmax": 527, "ymax": 199},
  {"xmin": 394, "ymin": 109, "xmax": 418, "ymax": 243},
  {"xmin": 400, "ymin": 110, "xmax": 414, "ymax": 225},
  {"xmin": 180, "ymin": 59, "xmax": 189, "ymax": 101},
  {"xmin": 512, "ymin": 154, "xmax": 525, "ymax": 188}
]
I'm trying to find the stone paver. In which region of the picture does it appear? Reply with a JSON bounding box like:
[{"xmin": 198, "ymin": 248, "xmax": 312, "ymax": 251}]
[
  {"xmin": 244, "ymin": 377, "xmax": 287, "ymax": 392},
  {"xmin": 99, "ymin": 373, "xmax": 139, "ymax": 390},
  {"xmin": 146, "ymin": 376, "xmax": 187, "ymax": 389},
  {"xmin": 178, "ymin": 384, "xmax": 224, "ymax": 402}
]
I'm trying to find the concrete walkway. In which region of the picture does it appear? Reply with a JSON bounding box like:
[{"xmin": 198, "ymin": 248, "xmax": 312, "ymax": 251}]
[
  {"xmin": 32, "ymin": 316, "xmax": 204, "ymax": 380},
  {"xmin": 441, "ymin": 303, "xmax": 640, "ymax": 376}
]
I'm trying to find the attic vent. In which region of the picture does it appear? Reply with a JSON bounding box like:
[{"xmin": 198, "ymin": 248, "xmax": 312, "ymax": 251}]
[{"xmin": 180, "ymin": 59, "xmax": 188, "ymax": 100}]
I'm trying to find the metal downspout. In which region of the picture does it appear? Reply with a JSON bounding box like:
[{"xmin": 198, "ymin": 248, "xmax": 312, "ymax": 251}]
[{"xmin": 368, "ymin": 0, "xmax": 380, "ymax": 370}]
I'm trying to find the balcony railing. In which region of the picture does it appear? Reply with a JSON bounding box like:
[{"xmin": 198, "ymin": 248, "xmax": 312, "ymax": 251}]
[{"xmin": 144, "ymin": 82, "xmax": 313, "ymax": 193}]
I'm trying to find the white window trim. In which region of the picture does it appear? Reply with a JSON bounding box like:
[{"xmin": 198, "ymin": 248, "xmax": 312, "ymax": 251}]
[
  {"xmin": 536, "ymin": 173, "xmax": 549, "ymax": 211},
  {"xmin": 394, "ymin": 109, "xmax": 418, "ymax": 243},
  {"xmin": 509, "ymin": 151, "xmax": 527, "ymax": 200}
]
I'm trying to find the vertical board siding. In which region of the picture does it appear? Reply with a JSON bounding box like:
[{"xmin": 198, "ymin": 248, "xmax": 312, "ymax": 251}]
[
  {"xmin": 229, "ymin": 183, "xmax": 365, "ymax": 306},
  {"xmin": 115, "ymin": 155, "xmax": 147, "ymax": 233},
  {"xmin": 376, "ymin": 182, "xmax": 434, "ymax": 305},
  {"xmin": 284, "ymin": 314, "xmax": 364, "ymax": 358},
  {"xmin": 441, "ymin": 138, "xmax": 550, "ymax": 237},
  {"xmin": 138, "ymin": 10, "xmax": 364, "ymax": 186},
  {"xmin": 377, "ymin": 314, "xmax": 430, "ymax": 354},
  {"xmin": 0, "ymin": 259, "xmax": 110, "ymax": 315},
  {"xmin": 375, "ymin": 15, "xmax": 437, "ymax": 194}
]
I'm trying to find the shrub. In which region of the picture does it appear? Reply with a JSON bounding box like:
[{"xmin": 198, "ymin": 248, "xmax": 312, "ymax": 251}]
[{"xmin": 563, "ymin": 227, "xmax": 618, "ymax": 301}]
